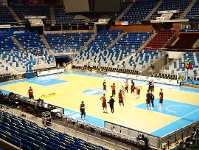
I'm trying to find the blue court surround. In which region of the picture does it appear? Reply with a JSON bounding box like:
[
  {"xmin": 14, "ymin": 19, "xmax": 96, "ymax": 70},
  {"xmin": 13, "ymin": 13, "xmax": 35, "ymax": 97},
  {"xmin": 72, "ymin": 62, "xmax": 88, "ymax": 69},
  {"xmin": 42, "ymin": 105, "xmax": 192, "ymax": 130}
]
[
  {"xmin": 135, "ymin": 99, "xmax": 199, "ymax": 137},
  {"xmin": 0, "ymin": 71, "xmax": 199, "ymax": 137},
  {"xmin": 83, "ymin": 89, "xmax": 108, "ymax": 95},
  {"xmin": 26, "ymin": 77, "xmax": 67, "ymax": 86},
  {"xmin": 64, "ymin": 108, "xmax": 104, "ymax": 128}
]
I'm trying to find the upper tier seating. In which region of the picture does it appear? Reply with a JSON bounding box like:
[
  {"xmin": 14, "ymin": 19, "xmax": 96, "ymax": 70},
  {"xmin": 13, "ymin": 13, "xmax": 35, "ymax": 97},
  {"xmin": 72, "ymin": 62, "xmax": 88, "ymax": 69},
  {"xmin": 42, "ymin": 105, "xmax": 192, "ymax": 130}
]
[
  {"xmin": 11, "ymin": 5, "xmax": 51, "ymax": 22},
  {"xmin": 14, "ymin": 32, "xmax": 45, "ymax": 49},
  {"xmin": 144, "ymin": 30, "xmax": 175, "ymax": 50},
  {"xmin": 113, "ymin": 2, "xmax": 132, "ymax": 21},
  {"xmin": 161, "ymin": 52, "xmax": 199, "ymax": 77},
  {"xmin": 86, "ymin": 32, "xmax": 153, "ymax": 67},
  {"xmin": 120, "ymin": 0, "xmax": 158, "ymax": 24},
  {"xmin": 0, "ymin": 5, "xmax": 16, "ymax": 23},
  {"xmin": 168, "ymin": 33, "xmax": 199, "ymax": 49},
  {"xmin": 0, "ymin": 31, "xmax": 19, "ymax": 51},
  {"xmin": 117, "ymin": 50, "xmax": 165, "ymax": 71},
  {"xmin": 151, "ymin": 0, "xmax": 192, "ymax": 19},
  {"xmin": 186, "ymin": 0, "xmax": 199, "ymax": 20},
  {"xmin": 0, "ymin": 111, "xmax": 108, "ymax": 150},
  {"xmin": 73, "ymin": 30, "xmax": 123, "ymax": 66},
  {"xmin": 53, "ymin": 5, "xmax": 84, "ymax": 24},
  {"xmin": 44, "ymin": 32, "xmax": 93, "ymax": 53}
]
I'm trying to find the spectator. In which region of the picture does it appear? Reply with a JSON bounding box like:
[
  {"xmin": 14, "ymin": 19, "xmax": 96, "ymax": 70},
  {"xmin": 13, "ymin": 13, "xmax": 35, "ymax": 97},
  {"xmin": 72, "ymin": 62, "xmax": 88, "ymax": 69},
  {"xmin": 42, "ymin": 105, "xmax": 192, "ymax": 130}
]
[{"xmin": 137, "ymin": 134, "xmax": 148, "ymax": 145}]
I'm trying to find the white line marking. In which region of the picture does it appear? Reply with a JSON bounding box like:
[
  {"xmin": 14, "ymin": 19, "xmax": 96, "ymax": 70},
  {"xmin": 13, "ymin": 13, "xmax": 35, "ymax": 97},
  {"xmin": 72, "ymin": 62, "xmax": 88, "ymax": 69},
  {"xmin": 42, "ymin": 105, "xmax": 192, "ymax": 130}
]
[{"xmin": 166, "ymin": 105, "xmax": 189, "ymax": 113}]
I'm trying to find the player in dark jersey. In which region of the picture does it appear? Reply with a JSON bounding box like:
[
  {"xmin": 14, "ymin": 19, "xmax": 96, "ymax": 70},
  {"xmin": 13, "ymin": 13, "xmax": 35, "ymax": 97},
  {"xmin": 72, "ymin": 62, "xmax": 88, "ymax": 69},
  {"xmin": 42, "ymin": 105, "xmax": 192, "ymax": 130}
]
[
  {"xmin": 131, "ymin": 80, "xmax": 135, "ymax": 97},
  {"xmin": 111, "ymin": 83, "xmax": 116, "ymax": 98},
  {"xmin": 80, "ymin": 101, "xmax": 86, "ymax": 120},
  {"xmin": 159, "ymin": 88, "xmax": 163, "ymax": 110},
  {"xmin": 108, "ymin": 96, "xmax": 115, "ymax": 113},
  {"xmin": 146, "ymin": 90, "xmax": 151, "ymax": 110},
  {"xmin": 149, "ymin": 79, "xmax": 154, "ymax": 93},
  {"xmin": 103, "ymin": 80, "xmax": 106, "ymax": 93},
  {"xmin": 150, "ymin": 91, "xmax": 155, "ymax": 110},
  {"xmin": 100, "ymin": 94, "xmax": 107, "ymax": 113},
  {"xmin": 118, "ymin": 90, "xmax": 124, "ymax": 106}
]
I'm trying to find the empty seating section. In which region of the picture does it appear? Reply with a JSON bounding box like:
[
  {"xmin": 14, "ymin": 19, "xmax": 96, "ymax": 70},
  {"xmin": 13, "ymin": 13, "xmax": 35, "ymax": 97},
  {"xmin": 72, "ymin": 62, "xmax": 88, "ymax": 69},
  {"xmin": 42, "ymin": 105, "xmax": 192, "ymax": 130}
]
[
  {"xmin": 53, "ymin": 6, "xmax": 83, "ymax": 24},
  {"xmin": 120, "ymin": 0, "xmax": 158, "ymax": 24},
  {"xmin": 169, "ymin": 33, "xmax": 199, "ymax": 49},
  {"xmin": 0, "ymin": 60, "xmax": 13, "ymax": 75},
  {"xmin": 14, "ymin": 32, "xmax": 45, "ymax": 49},
  {"xmin": 0, "ymin": 111, "xmax": 108, "ymax": 150},
  {"xmin": 161, "ymin": 52, "xmax": 199, "ymax": 77},
  {"xmin": 144, "ymin": 30, "xmax": 174, "ymax": 49},
  {"xmin": 11, "ymin": 5, "xmax": 51, "ymax": 22},
  {"xmin": 151, "ymin": 0, "xmax": 192, "ymax": 19},
  {"xmin": 44, "ymin": 32, "xmax": 93, "ymax": 53},
  {"xmin": 88, "ymin": 32, "xmax": 153, "ymax": 67},
  {"xmin": 0, "ymin": 49, "xmax": 54, "ymax": 73},
  {"xmin": 0, "ymin": 6, "xmax": 16, "ymax": 23},
  {"xmin": 73, "ymin": 30, "xmax": 123, "ymax": 65},
  {"xmin": 186, "ymin": 0, "xmax": 199, "ymax": 20},
  {"xmin": 0, "ymin": 31, "xmax": 19, "ymax": 51},
  {"xmin": 117, "ymin": 50, "xmax": 164, "ymax": 71},
  {"xmin": 114, "ymin": 2, "xmax": 132, "ymax": 21}
]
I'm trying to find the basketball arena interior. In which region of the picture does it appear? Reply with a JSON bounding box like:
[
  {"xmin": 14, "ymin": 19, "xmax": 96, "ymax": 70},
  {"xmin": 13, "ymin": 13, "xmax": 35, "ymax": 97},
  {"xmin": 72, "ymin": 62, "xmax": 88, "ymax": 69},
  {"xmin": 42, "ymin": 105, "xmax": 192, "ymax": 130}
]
[{"xmin": 0, "ymin": 0, "xmax": 199, "ymax": 150}]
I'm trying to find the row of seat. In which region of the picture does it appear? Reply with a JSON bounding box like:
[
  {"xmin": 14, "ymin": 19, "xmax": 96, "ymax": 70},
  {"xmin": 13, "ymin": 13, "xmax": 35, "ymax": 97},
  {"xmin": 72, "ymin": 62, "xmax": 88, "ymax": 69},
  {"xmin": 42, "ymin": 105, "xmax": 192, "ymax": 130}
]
[{"xmin": 0, "ymin": 111, "xmax": 108, "ymax": 150}]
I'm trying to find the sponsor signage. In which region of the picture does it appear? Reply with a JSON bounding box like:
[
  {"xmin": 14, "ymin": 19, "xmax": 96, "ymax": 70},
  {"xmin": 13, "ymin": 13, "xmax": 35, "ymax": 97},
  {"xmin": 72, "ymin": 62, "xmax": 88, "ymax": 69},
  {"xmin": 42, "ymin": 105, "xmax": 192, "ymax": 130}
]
[
  {"xmin": 37, "ymin": 68, "xmax": 64, "ymax": 76},
  {"xmin": 107, "ymin": 72, "xmax": 179, "ymax": 86}
]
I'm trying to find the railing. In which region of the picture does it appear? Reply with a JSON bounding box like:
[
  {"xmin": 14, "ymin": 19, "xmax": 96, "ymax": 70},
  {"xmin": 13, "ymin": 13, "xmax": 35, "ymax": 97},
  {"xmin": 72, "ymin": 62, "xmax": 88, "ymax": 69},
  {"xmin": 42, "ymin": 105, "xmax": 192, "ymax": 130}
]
[
  {"xmin": 6, "ymin": 109, "xmax": 131, "ymax": 150},
  {"xmin": 5, "ymin": 97, "xmax": 199, "ymax": 150}
]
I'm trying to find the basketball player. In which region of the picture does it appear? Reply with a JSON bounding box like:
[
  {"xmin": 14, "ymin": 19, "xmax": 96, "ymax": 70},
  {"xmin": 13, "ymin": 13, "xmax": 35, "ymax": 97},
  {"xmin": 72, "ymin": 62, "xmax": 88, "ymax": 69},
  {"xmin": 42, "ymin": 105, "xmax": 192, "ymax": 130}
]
[
  {"xmin": 80, "ymin": 101, "xmax": 86, "ymax": 120},
  {"xmin": 134, "ymin": 86, "xmax": 140, "ymax": 99},
  {"xmin": 131, "ymin": 79, "xmax": 135, "ymax": 97},
  {"xmin": 146, "ymin": 90, "xmax": 151, "ymax": 110},
  {"xmin": 124, "ymin": 79, "xmax": 128, "ymax": 93},
  {"xmin": 149, "ymin": 79, "xmax": 154, "ymax": 93},
  {"xmin": 159, "ymin": 88, "xmax": 163, "ymax": 110},
  {"xmin": 121, "ymin": 85, "xmax": 126, "ymax": 100},
  {"xmin": 108, "ymin": 96, "xmax": 115, "ymax": 113},
  {"xmin": 111, "ymin": 83, "xmax": 116, "ymax": 98},
  {"xmin": 118, "ymin": 90, "xmax": 124, "ymax": 106},
  {"xmin": 28, "ymin": 86, "xmax": 34, "ymax": 99},
  {"xmin": 150, "ymin": 91, "xmax": 155, "ymax": 109},
  {"xmin": 100, "ymin": 94, "xmax": 107, "ymax": 113},
  {"xmin": 103, "ymin": 80, "xmax": 106, "ymax": 93}
]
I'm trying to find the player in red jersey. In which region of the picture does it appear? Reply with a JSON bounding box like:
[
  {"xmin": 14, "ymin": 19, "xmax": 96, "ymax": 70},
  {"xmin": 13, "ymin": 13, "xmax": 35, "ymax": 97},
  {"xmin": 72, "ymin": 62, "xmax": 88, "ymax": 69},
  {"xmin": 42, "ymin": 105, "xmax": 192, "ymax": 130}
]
[
  {"xmin": 121, "ymin": 85, "xmax": 126, "ymax": 100},
  {"xmin": 111, "ymin": 83, "xmax": 116, "ymax": 98},
  {"xmin": 118, "ymin": 90, "xmax": 124, "ymax": 106},
  {"xmin": 134, "ymin": 86, "xmax": 140, "ymax": 99},
  {"xmin": 100, "ymin": 94, "xmax": 107, "ymax": 113},
  {"xmin": 28, "ymin": 86, "xmax": 34, "ymax": 99},
  {"xmin": 159, "ymin": 88, "xmax": 163, "ymax": 110},
  {"xmin": 124, "ymin": 79, "xmax": 128, "ymax": 93}
]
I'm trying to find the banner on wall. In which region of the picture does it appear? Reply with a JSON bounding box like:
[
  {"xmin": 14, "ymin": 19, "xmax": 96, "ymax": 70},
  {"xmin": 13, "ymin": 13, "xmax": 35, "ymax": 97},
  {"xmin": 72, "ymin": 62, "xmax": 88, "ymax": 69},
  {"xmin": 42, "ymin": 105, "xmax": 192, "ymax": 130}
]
[
  {"xmin": 107, "ymin": 72, "xmax": 179, "ymax": 86},
  {"xmin": 37, "ymin": 68, "xmax": 65, "ymax": 77}
]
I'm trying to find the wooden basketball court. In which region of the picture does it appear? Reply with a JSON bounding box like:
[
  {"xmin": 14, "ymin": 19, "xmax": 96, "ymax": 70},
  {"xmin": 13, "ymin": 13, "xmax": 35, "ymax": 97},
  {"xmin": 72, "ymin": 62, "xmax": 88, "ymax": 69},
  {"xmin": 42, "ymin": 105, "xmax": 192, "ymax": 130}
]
[{"xmin": 0, "ymin": 72, "xmax": 199, "ymax": 136}]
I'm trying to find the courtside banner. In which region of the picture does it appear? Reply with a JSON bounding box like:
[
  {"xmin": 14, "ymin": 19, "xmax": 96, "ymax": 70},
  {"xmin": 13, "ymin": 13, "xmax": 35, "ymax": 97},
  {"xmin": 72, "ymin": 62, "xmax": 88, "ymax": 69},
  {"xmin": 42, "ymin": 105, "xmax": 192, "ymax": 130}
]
[
  {"xmin": 37, "ymin": 68, "xmax": 64, "ymax": 76},
  {"xmin": 107, "ymin": 72, "xmax": 179, "ymax": 86}
]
